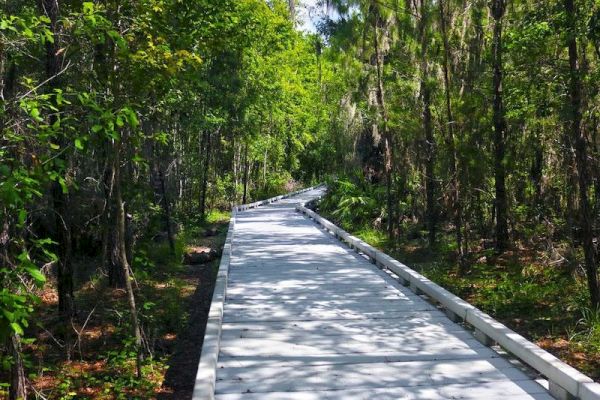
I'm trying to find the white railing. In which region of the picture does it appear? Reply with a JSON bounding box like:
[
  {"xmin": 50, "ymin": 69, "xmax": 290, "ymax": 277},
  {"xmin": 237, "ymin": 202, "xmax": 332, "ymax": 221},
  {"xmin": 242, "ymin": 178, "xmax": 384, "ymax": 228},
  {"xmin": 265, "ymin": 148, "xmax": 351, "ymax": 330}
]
[
  {"xmin": 295, "ymin": 204, "xmax": 600, "ymax": 400},
  {"xmin": 192, "ymin": 185, "xmax": 323, "ymax": 400}
]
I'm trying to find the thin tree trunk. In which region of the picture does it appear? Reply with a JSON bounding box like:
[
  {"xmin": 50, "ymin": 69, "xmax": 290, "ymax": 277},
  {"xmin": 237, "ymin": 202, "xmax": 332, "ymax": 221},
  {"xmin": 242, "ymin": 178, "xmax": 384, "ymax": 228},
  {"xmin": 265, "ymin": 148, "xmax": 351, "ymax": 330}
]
[
  {"xmin": 242, "ymin": 143, "xmax": 249, "ymax": 204},
  {"xmin": 159, "ymin": 165, "xmax": 175, "ymax": 255},
  {"xmin": 439, "ymin": 0, "xmax": 466, "ymax": 268},
  {"xmin": 233, "ymin": 138, "xmax": 239, "ymax": 202},
  {"xmin": 263, "ymin": 148, "xmax": 268, "ymax": 188},
  {"xmin": 288, "ymin": 0, "xmax": 295, "ymax": 24},
  {"xmin": 8, "ymin": 334, "xmax": 26, "ymax": 400},
  {"xmin": 95, "ymin": 22, "xmax": 114, "ymax": 285},
  {"xmin": 101, "ymin": 154, "xmax": 115, "ymax": 287},
  {"xmin": 106, "ymin": 152, "xmax": 126, "ymax": 288},
  {"xmin": 490, "ymin": 0, "xmax": 509, "ymax": 252},
  {"xmin": 113, "ymin": 140, "xmax": 144, "ymax": 378},
  {"xmin": 564, "ymin": 0, "xmax": 600, "ymax": 308},
  {"xmin": 200, "ymin": 130, "xmax": 212, "ymax": 220},
  {"xmin": 151, "ymin": 135, "xmax": 175, "ymax": 254},
  {"xmin": 530, "ymin": 136, "xmax": 544, "ymax": 217},
  {"xmin": 593, "ymin": 118, "xmax": 600, "ymax": 217},
  {"xmin": 419, "ymin": 0, "xmax": 436, "ymax": 246},
  {"xmin": 316, "ymin": 38, "xmax": 323, "ymax": 89},
  {"xmin": 373, "ymin": 10, "xmax": 394, "ymax": 238},
  {"xmin": 43, "ymin": 0, "xmax": 75, "ymax": 356}
]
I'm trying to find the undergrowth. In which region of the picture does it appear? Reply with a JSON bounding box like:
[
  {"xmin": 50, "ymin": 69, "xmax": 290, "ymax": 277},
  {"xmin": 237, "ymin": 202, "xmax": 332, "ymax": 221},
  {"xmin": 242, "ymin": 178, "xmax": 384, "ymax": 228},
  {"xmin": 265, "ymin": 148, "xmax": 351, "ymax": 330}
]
[{"xmin": 4, "ymin": 213, "xmax": 229, "ymax": 399}]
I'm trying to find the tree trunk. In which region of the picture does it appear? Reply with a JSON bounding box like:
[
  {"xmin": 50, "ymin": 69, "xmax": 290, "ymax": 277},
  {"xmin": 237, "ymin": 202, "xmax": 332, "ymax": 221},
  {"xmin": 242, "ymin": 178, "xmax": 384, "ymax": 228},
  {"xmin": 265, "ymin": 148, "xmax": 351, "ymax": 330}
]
[
  {"xmin": 43, "ymin": 0, "xmax": 75, "ymax": 356},
  {"xmin": 263, "ymin": 148, "xmax": 268, "ymax": 188},
  {"xmin": 564, "ymin": 0, "xmax": 600, "ymax": 308},
  {"xmin": 52, "ymin": 166, "xmax": 75, "ymax": 343},
  {"xmin": 288, "ymin": 0, "xmax": 295, "ymax": 24},
  {"xmin": 419, "ymin": 0, "xmax": 436, "ymax": 247},
  {"xmin": 373, "ymin": 10, "xmax": 394, "ymax": 238},
  {"xmin": 152, "ymin": 140, "xmax": 175, "ymax": 255},
  {"xmin": 490, "ymin": 0, "xmax": 509, "ymax": 252},
  {"xmin": 591, "ymin": 116, "xmax": 600, "ymax": 217},
  {"xmin": 105, "ymin": 153, "xmax": 126, "ymax": 288},
  {"xmin": 159, "ymin": 167, "xmax": 175, "ymax": 255},
  {"xmin": 8, "ymin": 334, "xmax": 26, "ymax": 400},
  {"xmin": 97, "ymin": 25, "xmax": 118, "ymax": 281},
  {"xmin": 439, "ymin": 0, "xmax": 466, "ymax": 269},
  {"xmin": 113, "ymin": 140, "xmax": 144, "ymax": 378},
  {"xmin": 242, "ymin": 143, "xmax": 249, "ymax": 204},
  {"xmin": 108, "ymin": 225, "xmax": 126, "ymax": 287},
  {"xmin": 530, "ymin": 136, "xmax": 544, "ymax": 217},
  {"xmin": 200, "ymin": 130, "xmax": 212, "ymax": 220}
]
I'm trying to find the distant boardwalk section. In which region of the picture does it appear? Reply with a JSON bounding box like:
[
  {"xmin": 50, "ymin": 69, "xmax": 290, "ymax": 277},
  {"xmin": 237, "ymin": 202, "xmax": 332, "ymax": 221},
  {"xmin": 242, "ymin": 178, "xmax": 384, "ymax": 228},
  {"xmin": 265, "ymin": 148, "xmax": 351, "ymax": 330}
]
[{"xmin": 194, "ymin": 187, "xmax": 600, "ymax": 400}]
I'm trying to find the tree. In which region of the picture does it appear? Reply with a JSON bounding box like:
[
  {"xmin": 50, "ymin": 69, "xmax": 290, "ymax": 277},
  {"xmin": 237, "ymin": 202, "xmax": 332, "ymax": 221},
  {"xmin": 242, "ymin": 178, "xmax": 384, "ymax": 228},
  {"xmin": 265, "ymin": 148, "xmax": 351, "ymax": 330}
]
[
  {"xmin": 42, "ymin": 0, "xmax": 76, "ymax": 358},
  {"xmin": 564, "ymin": 0, "xmax": 600, "ymax": 307},
  {"xmin": 490, "ymin": 0, "xmax": 509, "ymax": 252},
  {"xmin": 438, "ymin": 0, "xmax": 465, "ymax": 268},
  {"xmin": 417, "ymin": 0, "xmax": 437, "ymax": 246}
]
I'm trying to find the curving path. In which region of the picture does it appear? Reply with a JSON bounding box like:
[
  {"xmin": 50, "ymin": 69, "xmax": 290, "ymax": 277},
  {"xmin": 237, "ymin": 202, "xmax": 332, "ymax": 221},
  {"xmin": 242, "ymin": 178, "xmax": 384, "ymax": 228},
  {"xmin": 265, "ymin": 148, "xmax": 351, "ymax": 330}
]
[{"xmin": 210, "ymin": 188, "xmax": 552, "ymax": 399}]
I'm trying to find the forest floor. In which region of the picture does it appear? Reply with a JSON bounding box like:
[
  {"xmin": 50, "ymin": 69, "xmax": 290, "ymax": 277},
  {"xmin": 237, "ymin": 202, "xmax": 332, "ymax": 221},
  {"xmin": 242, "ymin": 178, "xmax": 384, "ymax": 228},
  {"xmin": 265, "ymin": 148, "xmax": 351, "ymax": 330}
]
[
  {"xmin": 317, "ymin": 210, "xmax": 600, "ymax": 382},
  {"xmin": 3, "ymin": 213, "xmax": 229, "ymax": 400}
]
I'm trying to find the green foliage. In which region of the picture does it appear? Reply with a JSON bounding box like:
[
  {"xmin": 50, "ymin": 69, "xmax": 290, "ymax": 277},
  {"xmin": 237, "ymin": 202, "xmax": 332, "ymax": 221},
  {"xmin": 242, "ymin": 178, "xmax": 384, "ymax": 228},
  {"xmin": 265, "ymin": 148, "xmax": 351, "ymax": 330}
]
[
  {"xmin": 206, "ymin": 210, "xmax": 231, "ymax": 224},
  {"xmin": 355, "ymin": 228, "xmax": 389, "ymax": 249},
  {"xmin": 253, "ymin": 171, "xmax": 295, "ymax": 200},
  {"xmin": 0, "ymin": 40, "xmax": 58, "ymax": 343},
  {"xmin": 320, "ymin": 176, "xmax": 381, "ymax": 229},
  {"xmin": 573, "ymin": 308, "xmax": 600, "ymax": 355}
]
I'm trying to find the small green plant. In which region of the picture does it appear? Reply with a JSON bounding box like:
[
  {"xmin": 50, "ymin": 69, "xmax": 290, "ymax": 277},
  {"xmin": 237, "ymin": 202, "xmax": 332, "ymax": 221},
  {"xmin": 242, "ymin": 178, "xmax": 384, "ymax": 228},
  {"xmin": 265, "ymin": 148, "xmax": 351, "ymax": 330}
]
[
  {"xmin": 206, "ymin": 209, "xmax": 230, "ymax": 224},
  {"xmin": 320, "ymin": 175, "xmax": 381, "ymax": 230},
  {"xmin": 356, "ymin": 228, "xmax": 389, "ymax": 249}
]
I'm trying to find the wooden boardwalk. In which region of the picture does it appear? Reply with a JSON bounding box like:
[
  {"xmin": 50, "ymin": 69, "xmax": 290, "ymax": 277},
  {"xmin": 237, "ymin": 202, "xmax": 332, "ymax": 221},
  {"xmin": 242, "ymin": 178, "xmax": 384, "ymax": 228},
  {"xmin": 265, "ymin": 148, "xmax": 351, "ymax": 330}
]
[{"xmin": 208, "ymin": 188, "xmax": 558, "ymax": 399}]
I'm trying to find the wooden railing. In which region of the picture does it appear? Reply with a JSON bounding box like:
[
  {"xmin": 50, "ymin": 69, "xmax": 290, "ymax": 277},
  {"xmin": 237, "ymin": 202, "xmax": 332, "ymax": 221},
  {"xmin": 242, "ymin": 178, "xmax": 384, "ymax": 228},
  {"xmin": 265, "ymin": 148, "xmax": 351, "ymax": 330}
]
[
  {"xmin": 295, "ymin": 204, "xmax": 600, "ymax": 400},
  {"xmin": 192, "ymin": 184, "xmax": 323, "ymax": 400}
]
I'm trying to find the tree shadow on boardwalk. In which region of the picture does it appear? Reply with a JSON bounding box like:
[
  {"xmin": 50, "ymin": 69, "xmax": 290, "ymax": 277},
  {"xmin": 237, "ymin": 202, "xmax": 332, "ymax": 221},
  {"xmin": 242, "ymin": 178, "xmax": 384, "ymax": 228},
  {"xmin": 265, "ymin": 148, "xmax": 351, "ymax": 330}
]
[{"xmin": 158, "ymin": 264, "xmax": 217, "ymax": 400}]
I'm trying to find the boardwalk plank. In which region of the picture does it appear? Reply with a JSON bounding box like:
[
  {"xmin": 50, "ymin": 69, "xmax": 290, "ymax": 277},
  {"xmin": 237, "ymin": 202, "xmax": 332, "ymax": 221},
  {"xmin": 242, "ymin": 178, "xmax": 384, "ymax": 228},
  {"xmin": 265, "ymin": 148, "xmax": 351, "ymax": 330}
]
[
  {"xmin": 214, "ymin": 380, "xmax": 552, "ymax": 399},
  {"xmin": 215, "ymin": 358, "xmax": 531, "ymax": 394},
  {"xmin": 220, "ymin": 317, "xmax": 468, "ymax": 337}
]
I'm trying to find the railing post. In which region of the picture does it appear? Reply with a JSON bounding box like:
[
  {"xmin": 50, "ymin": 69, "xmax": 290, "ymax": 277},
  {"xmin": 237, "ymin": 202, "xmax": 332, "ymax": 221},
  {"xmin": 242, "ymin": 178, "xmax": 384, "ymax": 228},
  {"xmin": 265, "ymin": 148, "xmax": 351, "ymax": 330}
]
[
  {"xmin": 473, "ymin": 329, "xmax": 495, "ymax": 347},
  {"xmin": 398, "ymin": 276, "xmax": 409, "ymax": 286},
  {"xmin": 410, "ymin": 281, "xmax": 424, "ymax": 295},
  {"xmin": 549, "ymin": 381, "xmax": 576, "ymax": 400},
  {"xmin": 445, "ymin": 308, "xmax": 462, "ymax": 323}
]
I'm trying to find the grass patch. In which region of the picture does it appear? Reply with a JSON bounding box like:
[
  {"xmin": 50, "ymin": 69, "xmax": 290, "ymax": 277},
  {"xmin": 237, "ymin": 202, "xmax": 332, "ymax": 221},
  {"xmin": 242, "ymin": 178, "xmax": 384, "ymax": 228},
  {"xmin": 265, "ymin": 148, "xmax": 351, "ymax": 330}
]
[
  {"xmin": 205, "ymin": 209, "xmax": 231, "ymax": 224},
  {"xmin": 356, "ymin": 228, "xmax": 389, "ymax": 249}
]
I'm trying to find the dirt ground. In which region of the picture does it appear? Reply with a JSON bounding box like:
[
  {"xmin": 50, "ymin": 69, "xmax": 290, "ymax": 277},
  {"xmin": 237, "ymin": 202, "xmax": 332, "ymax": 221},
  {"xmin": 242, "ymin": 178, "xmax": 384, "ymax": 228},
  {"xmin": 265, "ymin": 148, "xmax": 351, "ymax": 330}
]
[{"xmin": 158, "ymin": 263, "xmax": 217, "ymax": 399}]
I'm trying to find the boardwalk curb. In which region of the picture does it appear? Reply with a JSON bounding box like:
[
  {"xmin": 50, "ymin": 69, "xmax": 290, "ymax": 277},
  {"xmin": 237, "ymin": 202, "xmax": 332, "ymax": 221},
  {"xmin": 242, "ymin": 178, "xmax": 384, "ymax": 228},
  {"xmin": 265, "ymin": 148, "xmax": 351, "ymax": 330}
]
[
  {"xmin": 295, "ymin": 204, "xmax": 600, "ymax": 400},
  {"xmin": 192, "ymin": 211, "xmax": 235, "ymax": 400},
  {"xmin": 193, "ymin": 185, "xmax": 323, "ymax": 400}
]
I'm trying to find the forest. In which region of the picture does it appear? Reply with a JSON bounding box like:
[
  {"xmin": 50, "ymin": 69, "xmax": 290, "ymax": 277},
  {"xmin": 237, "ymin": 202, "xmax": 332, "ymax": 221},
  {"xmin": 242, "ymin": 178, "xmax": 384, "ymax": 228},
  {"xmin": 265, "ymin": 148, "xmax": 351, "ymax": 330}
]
[{"xmin": 2, "ymin": 0, "xmax": 600, "ymax": 398}]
